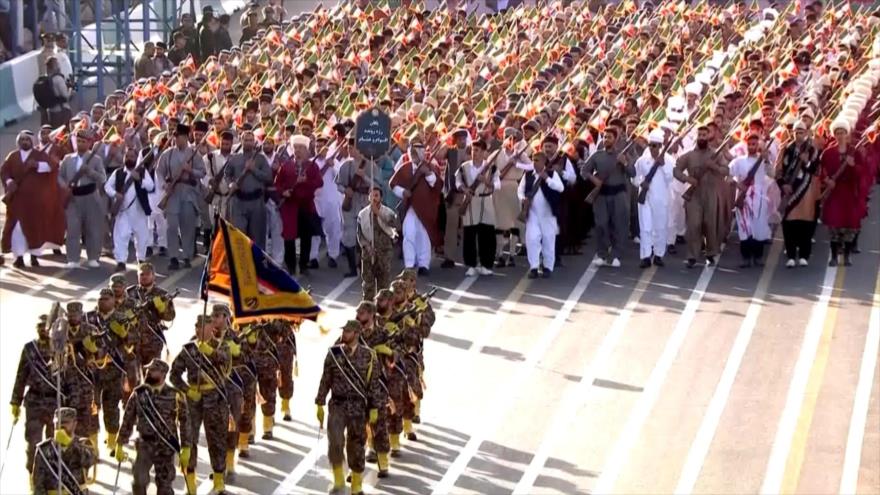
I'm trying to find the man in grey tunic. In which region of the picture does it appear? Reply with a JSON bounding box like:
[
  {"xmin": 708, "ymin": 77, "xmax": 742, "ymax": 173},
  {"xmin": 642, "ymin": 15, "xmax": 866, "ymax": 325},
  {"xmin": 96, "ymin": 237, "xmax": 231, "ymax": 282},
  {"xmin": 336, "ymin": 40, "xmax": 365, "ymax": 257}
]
[
  {"xmin": 580, "ymin": 127, "xmax": 635, "ymax": 268},
  {"xmin": 336, "ymin": 146, "xmax": 380, "ymax": 278},
  {"xmin": 225, "ymin": 130, "xmax": 273, "ymax": 249},
  {"xmin": 155, "ymin": 123, "xmax": 206, "ymax": 270},
  {"xmin": 58, "ymin": 129, "xmax": 107, "ymax": 268}
]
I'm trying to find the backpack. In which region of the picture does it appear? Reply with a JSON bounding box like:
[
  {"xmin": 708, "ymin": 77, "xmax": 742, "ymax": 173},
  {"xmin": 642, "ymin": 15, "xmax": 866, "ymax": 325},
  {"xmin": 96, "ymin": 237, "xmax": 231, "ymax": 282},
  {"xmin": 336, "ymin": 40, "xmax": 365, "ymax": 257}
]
[{"xmin": 33, "ymin": 74, "xmax": 63, "ymax": 108}]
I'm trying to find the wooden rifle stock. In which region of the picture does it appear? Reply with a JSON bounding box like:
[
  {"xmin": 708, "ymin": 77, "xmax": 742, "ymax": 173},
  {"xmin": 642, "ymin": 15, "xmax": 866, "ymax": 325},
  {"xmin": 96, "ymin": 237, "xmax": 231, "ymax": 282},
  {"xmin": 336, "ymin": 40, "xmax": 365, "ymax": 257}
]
[
  {"xmin": 459, "ymin": 152, "xmax": 500, "ymax": 215},
  {"xmin": 733, "ymin": 141, "xmax": 774, "ymax": 210},
  {"xmin": 157, "ymin": 135, "xmax": 209, "ymax": 211},
  {"xmin": 517, "ymin": 174, "xmax": 546, "ymax": 223},
  {"xmin": 109, "ymin": 163, "xmax": 148, "ymax": 218},
  {"xmin": 395, "ymin": 142, "xmax": 443, "ymax": 217},
  {"xmin": 60, "ymin": 145, "xmax": 101, "ymax": 208},
  {"xmin": 637, "ymin": 128, "xmax": 693, "ymax": 205},
  {"xmin": 819, "ymin": 148, "xmax": 854, "ymax": 204},
  {"xmin": 1, "ymin": 142, "xmax": 51, "ymax": 205}
]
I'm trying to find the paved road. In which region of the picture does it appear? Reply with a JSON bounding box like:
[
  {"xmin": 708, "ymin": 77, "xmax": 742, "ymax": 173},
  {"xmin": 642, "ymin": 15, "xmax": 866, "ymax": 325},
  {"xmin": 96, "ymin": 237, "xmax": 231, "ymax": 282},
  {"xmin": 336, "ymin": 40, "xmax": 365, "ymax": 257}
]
[{"xmin": 0, "ymin": 187, "xmax": 877, "ymax": 495}]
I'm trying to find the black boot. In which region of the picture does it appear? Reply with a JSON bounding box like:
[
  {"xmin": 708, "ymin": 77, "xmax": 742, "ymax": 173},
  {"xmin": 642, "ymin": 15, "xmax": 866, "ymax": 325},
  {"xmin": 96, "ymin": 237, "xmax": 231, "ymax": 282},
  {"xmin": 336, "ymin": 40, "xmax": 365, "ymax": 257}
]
[
  {"xmin": 343, "ymin": 247, "xmax": 358, "ymax": 278},
  {"xmin": 829, "ymin": 242, "xmax": 840, "ymax": 267},
  {"xmin": 843, "ymin": 242, "xmax": 854, "ymax": 266}
]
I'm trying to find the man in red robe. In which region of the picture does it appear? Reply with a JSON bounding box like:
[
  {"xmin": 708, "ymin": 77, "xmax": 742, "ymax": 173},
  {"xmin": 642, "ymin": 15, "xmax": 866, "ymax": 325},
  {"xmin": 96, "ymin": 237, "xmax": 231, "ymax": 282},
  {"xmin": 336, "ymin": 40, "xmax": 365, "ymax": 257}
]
[
  {"xmin": 275, "ymin": 134, "xmax": 323, "ymax": 275},
  {"xmin": 390, "ymin": 135, "xmax": 442, "ymax": 275},
  {"xmin": 1, "ymin": 130, "xmax": 66, "ymax": 268},
  {"xmin": 820, "ymin": 122, "xmax": 867, "ymax": 267}
]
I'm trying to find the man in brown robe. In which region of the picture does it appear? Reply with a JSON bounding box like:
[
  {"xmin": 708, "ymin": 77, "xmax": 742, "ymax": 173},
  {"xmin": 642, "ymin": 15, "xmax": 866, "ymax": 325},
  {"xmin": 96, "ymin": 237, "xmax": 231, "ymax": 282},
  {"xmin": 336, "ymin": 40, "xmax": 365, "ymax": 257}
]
[
  {"xmin": 390, "ymin": 136, "xmax": 442, "ymax": 275},
  {"xmin": 1, "ymin": 131, "xmax": 65, "ymax": 268}
]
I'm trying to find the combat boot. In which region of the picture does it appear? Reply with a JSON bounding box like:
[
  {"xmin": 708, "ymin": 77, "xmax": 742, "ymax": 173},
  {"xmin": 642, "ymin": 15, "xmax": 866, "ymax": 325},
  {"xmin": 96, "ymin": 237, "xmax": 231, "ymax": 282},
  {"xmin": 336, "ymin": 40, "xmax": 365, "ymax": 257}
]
[
  {"xmin": 281, "ymin": 398, "xmax": 292, "ymax": 421},
  {"xmin": 262, "ymin": 416, "xmax": 274, "ymax": 440}
]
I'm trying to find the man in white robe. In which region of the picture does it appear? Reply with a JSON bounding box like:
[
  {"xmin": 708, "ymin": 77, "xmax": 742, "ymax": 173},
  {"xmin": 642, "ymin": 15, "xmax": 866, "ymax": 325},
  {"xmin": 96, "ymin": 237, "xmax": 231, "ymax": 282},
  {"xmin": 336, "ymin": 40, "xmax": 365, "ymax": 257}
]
[
  {"xmin": 633, "ymin": 129, "xmax": 675, "ymax": 267},
  {"xmin": 517, "ymin": 151, "xmax": 564, "ymax": 279},
  {"xmin": 309, "ymin": 135, "xmax": 343, "ymax": 268},
  {"xmin": 730, "ymin": 134, "xmax": 780, "ymax": 268},
  {"xmin": 105, "ymin": 147, "xmax": 155, "ymax": 270}
]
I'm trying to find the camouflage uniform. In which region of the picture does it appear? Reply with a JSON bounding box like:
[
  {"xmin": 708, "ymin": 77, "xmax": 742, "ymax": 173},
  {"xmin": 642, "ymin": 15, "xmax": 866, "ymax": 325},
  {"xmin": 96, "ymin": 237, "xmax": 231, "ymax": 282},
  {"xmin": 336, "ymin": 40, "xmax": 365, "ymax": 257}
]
[
  {"xmin": 85, "ymin": 289, "xmax": 135, "ymax": 452},
  {"xmin": 212, "ymin": 303, "xmax": 249, "ymax": 473},
  {"xmin": 383, "ymin": 357, "xmax": 412, "ymax": 456},
  {"xmin": 252, "ymin": 321, "xmax": 283, "ymax": 439},
  {"xmin": 126, "ymin": 283, "xmax": 176, "ymax": 367},
  {"xmin": 358, "ymin": 206, "xmax": 396, "ymax": 301},
  {"xmin": 118, "ymin": 360, "xmax": 192, "ymax": 495},
  {"xmin": 10, "ymin": 316, "xmax": 59, "ymax": 473},
  {"xmin": 63, "ymin": 303, "xmax": 100, "ymax": 441},
  {"xmin": 170, "ymin": 337, "xmax": 230, "ymax": 477},
  {"xmin": 236, "ymin": 324, "xmax": 260, "ymax": 453},
  {"xmin": 315, "ymin": 321, "xmax": 381, "ymax": 477},
  {"xmin": 276, "ymin": 320, "xmax": 297, "ymax": 421},
  {"xmin": 110, "ymin": 276, "xmax": 142, "ymax": 399},
  {"xmin": 31, "ymin": 408, "xmax": 97, "ymax": 495}
]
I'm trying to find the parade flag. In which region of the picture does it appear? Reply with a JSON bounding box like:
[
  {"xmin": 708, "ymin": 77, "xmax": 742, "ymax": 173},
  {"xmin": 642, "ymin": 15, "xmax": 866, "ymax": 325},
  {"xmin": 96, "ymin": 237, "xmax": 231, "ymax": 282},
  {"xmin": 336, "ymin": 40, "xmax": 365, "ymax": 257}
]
[{"xmin": 200, "ymin": 218, "xmax": 320, "ymax": 323}]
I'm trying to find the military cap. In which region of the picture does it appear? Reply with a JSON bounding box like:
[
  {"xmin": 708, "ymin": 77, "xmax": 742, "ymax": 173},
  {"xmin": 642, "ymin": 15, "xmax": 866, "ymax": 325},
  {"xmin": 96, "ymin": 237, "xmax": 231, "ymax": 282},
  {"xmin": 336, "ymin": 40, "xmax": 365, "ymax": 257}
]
[
  {"xmin": 99, "ymin": 288, "xmax": 114, "ymax": 298},
  {"xmin": 398, "ymin": 268, "xmax": 418, "ymax": 281},
  {"xmin": 55, "ymin": 407, "xmax": 77, "ymax": 423},
  {"xmin": 66, "ymin": 302, "xmax": 84, "ymax": 314},
  {"xmin": 390, "ymin": 279, "xmax": 408, "ymax": 291},
  {"xmin": 375, "ymin": 289, "xmax": 394, "ymax": 301},
  {"xmin": 212, "ymin": 303, "xmax": 231, "ymax": 316},
  {"xmin": 145, "ymin": 358, "xmax": 170, "ymax": 374},
  {"xmin": 110, "ymin": 274, "xmax": 126, "ymax": 287},
  {"xmin": 138, "ymin": 261, "xmax": 155, "ymax": 273},
  {"xmin": 342, "ymin": 319, "xmax": 363, "ymax": 333}
]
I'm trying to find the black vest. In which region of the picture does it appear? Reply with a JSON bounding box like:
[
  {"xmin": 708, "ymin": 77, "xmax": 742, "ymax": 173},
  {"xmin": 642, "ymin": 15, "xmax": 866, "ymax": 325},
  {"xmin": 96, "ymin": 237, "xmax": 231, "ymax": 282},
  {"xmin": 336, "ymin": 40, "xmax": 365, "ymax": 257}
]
[
  {"xmin": 114, "ymin": 168, "xmax": 152, "ymax": 216},
  {"xmin": 523, "ymin": 170, "xmax": 561, "ymax": 218}
]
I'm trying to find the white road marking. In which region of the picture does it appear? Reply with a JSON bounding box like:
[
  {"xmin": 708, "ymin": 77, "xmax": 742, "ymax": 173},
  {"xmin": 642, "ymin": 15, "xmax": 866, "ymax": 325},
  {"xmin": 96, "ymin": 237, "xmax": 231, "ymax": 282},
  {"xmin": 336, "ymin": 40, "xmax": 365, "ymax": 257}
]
[
  {"xmin": 839, "ymin": 268, "xmax": 880, "ymax": 495},
  {"xmin": 588, "ymin": 254, "xmax": 722, "ymax": 494},
  {"xmin": 430, "ymin": 264, "xmax": 599, "ymax": 495},
  {"xmin": 760, "ymin": 266, "xmax": 837, "ymax": 495},
  {"xmin": 512, "ymin": 267, "xmax": 654, "ymax": 495},
  {"xmin": 672, "ymin": 243, "xmax": 783, "ymax": 494},
  {"xmin": 270, "ymin": 275, "xmax": 478, "ymax": 495}
]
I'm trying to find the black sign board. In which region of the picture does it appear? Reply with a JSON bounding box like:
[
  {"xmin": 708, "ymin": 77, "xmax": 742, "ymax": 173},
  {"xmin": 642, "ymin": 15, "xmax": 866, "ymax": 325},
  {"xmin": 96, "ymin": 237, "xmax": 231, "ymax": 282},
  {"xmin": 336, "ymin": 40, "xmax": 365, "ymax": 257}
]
[{"xmin": 355, "ymin": 108, "xmax": 391, "ymax": 160}]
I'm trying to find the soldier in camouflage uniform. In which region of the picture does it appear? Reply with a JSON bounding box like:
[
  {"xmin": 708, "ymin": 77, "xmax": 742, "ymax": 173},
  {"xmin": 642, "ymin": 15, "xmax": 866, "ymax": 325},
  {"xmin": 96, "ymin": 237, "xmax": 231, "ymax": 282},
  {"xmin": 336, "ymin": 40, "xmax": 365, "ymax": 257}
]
[
  {"xmin": 388, "ymin": 281, "xmax": 421, "ymax": 441},
  {"xmin": 117, "ymin": 358, "xmax": 192, "ymax": 495},
  {"xmin": 315, "ymin": 320, "xmax": 381, "ymax": 495},
  {"xmin": 396, "ymin": 269, "xmax": 436, "ymax": 425},
  {"xmin": 10, "ymin": 315, "xmax": 59, "ymax": 475},
  {"xmin": 276, "ymin": 320, "xmax": 297, "ymax": 423},
  {"xmin": 357, "ymin": 187, "xmax": 398, "ymax": 301},
  {"xmin": 31, "ymin": 407, "xmax": 97, "ymax": 495},
  {"xmin": 249, "ymin": 321, "xmax": 281, "ymax": 441},
  {"xmin": 236, "ymin": 322, "xmax": 262, "ymax": 456},
  {"xmin": 126, "ymin": 263, "xmax": 176, "ymax": 368},
  {"xmin": 381, "ymin": 348, "xmax": 411, "ymax": 460},
  {"xmin": 84, "ymin": 286, "xmax": 133, "ymax": 455},
  {"xmin": 62, "ymin": 302, "xmax": 100, "ymax": 451},
  {"xmin": 170, "ymin": 315, "xmax": 231, "ymax": 495},
  {"xmin": 109, "ymin": 274, "xmax": 141, "ymax": 398},
  {"xmin": 210, "ymin": 304, "xmax": 244, "ymax": 479},
  {"xmin": 351, "ymin": 301, "xmax": 391, "ymax": 475}
]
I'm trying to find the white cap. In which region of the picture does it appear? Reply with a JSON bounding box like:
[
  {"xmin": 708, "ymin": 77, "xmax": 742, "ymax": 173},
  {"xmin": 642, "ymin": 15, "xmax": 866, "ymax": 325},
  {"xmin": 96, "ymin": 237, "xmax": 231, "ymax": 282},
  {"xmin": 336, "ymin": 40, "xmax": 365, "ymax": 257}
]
[
  {"xmin": 685, "ymin": 82, "xmax": 703, "ymax": 96},
  {"xmin": 290, "ymin": 134, "xmax": 310, "ymax": 148},
  {"xmin": 648, "ymin": 128, "xmax": 665, "ymax": 144},
  {"xmin": 830, "ymin": 120, "xmax": 850, "ymax": 134}
]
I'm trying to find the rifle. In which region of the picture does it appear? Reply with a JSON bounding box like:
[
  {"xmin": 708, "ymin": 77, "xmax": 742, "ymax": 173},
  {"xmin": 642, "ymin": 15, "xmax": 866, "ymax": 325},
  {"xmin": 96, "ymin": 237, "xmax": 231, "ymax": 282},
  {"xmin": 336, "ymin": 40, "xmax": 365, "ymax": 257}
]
[
  {"xmin": 389, "ymin": 287, "xmax": 438, "ymax": 323},
  {"xmin": 497, "ymin": 140, "xmax": 528, "ymax": 181},
  {"xmin": 59, "ymin": 145, "xmax": 101, "ymax": 208},
  {"xmin": 517, "ymin": 170, "xmax": 549, "ymax": 224},
  {"xmin": 733, "ymin": 140, "xmax": 774, "ymax": 210},
  {"xmin": 394, "ymin": 142, "xmax": 443, "ymax": 218},
  {"xmin": 109, "ymin": 162, "xmax": 148, "ymax": 218},
  {"xmin": 343, "ymin": 155, "xmax": 370, "ymax": 212},
  {"xmin": 681, "ymin": 134, "xmax": 735, "ymax": 202},
  {"xmin": 584, "ymin": 144, "xmax": 631, "ymax": 205},
  {"xmin": 819, "ymin": 147, "xmax": 856, "ymax": 204},
  {"xmin": 204, "ymin": 153, "xmax": 231, "ymax": 205},
  {"xmin": 458, "ymin": 154, "xmax": 499, "ymax": 215},
  {"xmin": 157, "ymin": 134, "xmax": 209, "ymax": 211},
  {"xmin": 637, "ymin": 126, "xmax": 693, "ymax": 205}
]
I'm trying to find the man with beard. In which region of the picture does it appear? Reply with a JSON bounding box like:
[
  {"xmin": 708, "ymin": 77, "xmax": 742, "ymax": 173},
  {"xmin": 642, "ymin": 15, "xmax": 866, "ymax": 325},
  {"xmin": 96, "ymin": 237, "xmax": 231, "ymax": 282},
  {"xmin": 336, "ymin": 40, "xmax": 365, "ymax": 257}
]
[
  {"xmin": 10, "ymin": 315, "xmax": 59, "ymax": 480},
  {"xmin": 276, "ymin": 135, "xmax": 323, "ymax": 275},
  {"xmin": 309, "ymin": 132, "xmax": 343, "ymax": 269},
  {"xmin": 226, "ymin": 130, "xmax": 273, "ymax": 249},
  {"xmin": 117, "ymin": 359, "xmax": 192, "ymax": 495},
  {"xmin": 674, "ymin": 126, "xmax": 729, "ymax": 268},
  {"xmin": 358, "ymin": 187, "xmax": 398, "ymax": 300},
  {"xmin": 581, "ymin": 127, "xmax": 635, "ymax": 268},
  {"xmin": 106, "ymin": 147, "xmax": 155, "ymax": 271},
  {"xmin": 1, "ymin": 130, "xmax": 64, "ymax": 268},
  {"xmin": 315, "ymin": 320, "xmax": 380, "ymax": 495},
  {"xmin": 127, "ymin": 262, "xmax": 176, "ymax": 367},
  {"xmin": 31, "ymin": 407, "xmax": 97, "ymax": 494},
  {"xmin": 204, "ymin": 130, "xmax": 234, "ymax": 235},
  {"xmin": 776, "ymin": 120, "xmax": 821, "ymax": 267},
  {"xmin": 730, "ymin": 134, "xmax": 779, "ymax": 268},
  {"xmin": 390, "ymin": 136, "xmax": 443, "ymax": 275},
  {"xmin": 633, "ymin": 129, "xmax": 675, "ymax": 267},
  {"xmin": 338, "ymin": 142, "xmax": 381, "ymax": 278},
  {"xmin": 58, "ymin": 128, "xmax": 107, "ymax": 269},
  {"xmin": 440, "ymin": 128, "xmax": 469, "ymax": 269},
  {"xmin": 820, "ymin": 121, "xmax": 867, "ymax": 267}
]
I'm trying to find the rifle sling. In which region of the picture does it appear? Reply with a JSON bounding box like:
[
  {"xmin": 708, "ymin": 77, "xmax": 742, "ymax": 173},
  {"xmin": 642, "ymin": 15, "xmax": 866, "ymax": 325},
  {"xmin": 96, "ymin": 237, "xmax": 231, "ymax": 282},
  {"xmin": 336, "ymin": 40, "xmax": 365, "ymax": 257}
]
[{"xmin": 136, "ymin": 387, "xmax": 181, "ymax": 452}]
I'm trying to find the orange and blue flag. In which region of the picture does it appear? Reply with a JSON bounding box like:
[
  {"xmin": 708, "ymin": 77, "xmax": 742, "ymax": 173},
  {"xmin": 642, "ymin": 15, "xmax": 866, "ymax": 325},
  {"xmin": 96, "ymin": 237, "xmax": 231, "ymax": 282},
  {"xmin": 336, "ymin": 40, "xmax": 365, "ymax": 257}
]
[{"xmin": 200, "ymin": 218, "xmax": 320, "ymax": 322}]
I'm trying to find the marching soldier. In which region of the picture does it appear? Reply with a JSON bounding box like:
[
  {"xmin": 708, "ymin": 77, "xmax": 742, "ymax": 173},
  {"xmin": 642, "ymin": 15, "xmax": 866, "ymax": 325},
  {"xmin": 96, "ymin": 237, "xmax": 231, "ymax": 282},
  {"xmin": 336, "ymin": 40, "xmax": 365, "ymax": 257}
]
[
  {"xmin": 127, "ymin": 262, "xmax": 176, "ymax": 368},
  {"xmin": 170, "ymin": 315, "xmax": 231, "ymax": 495},
  {"xmin": 234, "ymin": 323, "xmax": 261, "ymax": 457},
  {"xmin": 251, "ymin": 320, "xmax": 282, "ymax": 441},
  {"xmin": 108, "ymin": 274, "xmax": 141, "ymax": 398},
  {"xmin": 84, "ymin": 288, "xmax": 131, "ymax": 455},
  {"xmin": 276, "ymin": 320, "xmax": 297, "ymax": 423},
  {"xmin": 388, "ymin": 281, "xmax": 421, "ymax": 440},
  {"xmin": 10, "ymin": 315, "xmax": 60, "ymax": 476},
  {"xmin": 211, "ymin": 304, "xmax": 245, "ymax": 479},
  {"xmin": 357, "ymin": 187, "xmax": 398, "ymax": 301},
  {"xmin": 155, "ymin": 123, "xmax": 207, "ymax": 270},
  {"xmin": 116, "ymin": 358, "xmax": 192, "ymax": 495},
  {"xmin": 369, "ymin": 345, "xmax": 394, "ymax": 479},
  {"xmin": 380, "ymin": 349, "xmax": 412, "ymax": 460},
  {"xmin": 62, "ymin": 302, "xmax": 100, "ymax": 451},
  {"xmin": 31, "ymin": 407, "xmax": 97, "ymax": 495},
  {"xmin": 315, "ymin": 320, "xmax": 381, "ymax": 495}
]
